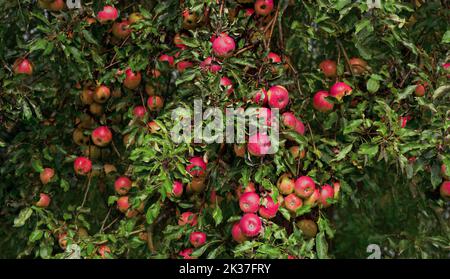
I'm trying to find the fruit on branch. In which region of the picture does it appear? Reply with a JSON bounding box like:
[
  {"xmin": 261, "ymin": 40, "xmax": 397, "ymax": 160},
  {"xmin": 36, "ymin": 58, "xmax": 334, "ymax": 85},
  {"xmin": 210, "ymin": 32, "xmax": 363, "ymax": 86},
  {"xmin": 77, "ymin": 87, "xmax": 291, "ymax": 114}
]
[
  {"xmin": 399, "ymin": 116, "xmax": 411, "ymax": 128},
  {"xmin": 147, "ymin": 96, "xmax": 164, "ymax": 111},
  {"xmin": 80, "ymin": 87, "xmax": 94, "ymax": 105},
  {"xmin": 289, "ymin": 146, "xmax": 306, "ymax": 160},
  {"xmin": 254, "ymin": 0, "xmax": 274, "ymax": 16},
  {"xmin": 281, "ymin": 112, "xmax": 305, "ymax": 135},
  {"xmin": 212, "ymin": 33, "xmax": 236, "ymax": 58},
  {"xmin": 234, "ymin": 144, "xmax": 246, "ymax": 158},
  {"xmin": 186, "ymin": 157, "xmax": 207, "ymax": 177},
  {"xmin": 48, "ymin": 0, "xmax": 65, "ymax": 12},
  {"xmin": 159, "ymin": 54, "xmax": 175, "ymax": 67},
  {"xmin": 267, "ymin": 85, "xmax": 289, "ymax": 110},
  {"xmin": 178, "ymin": 212, "xmax": 198, "ymax": 226},
  {"xmin": 98, "ymin": 245, "xmax": 111, "ymax": 258},
  {"xmin": 296, "ymin": 219, "xmax": 318, "ymax": 238},
  {"xmin": 36, "ymin": 193, "xmax": 51, "ymax": 208},
  {"xmin": 305, "ymin": 189, "xmax": 320, "ymax": 207},
  {"xmin": 179, "ymin": 248, "xmax": 194, "ymax": 259},
  {"xmin": 93, "ymin": 85, "xmax": 111, "ymax": 103},
  {"xmin": 147, "ymin": 121, "xmax": 161, "ymax": 134},
  {"xmin": 245, "ymin": 8, "xmax": 255, "ymax": 17},
  {"xmin": 173, "ymin": 33, "xmax": 187, "ymax": 49},
  {"xmin": 266, "ymin": 52, "xmax": 282, "ymax": 63},
  {"xmin": 189, "ymin": 232, "xmax": 207, "ymax": 248},
  {"xmin": 73, "ymin": 156, "xmax": 92, "ymax": 176},
  {"xmin": 236, "ymin": 182, "xmax": 257, "ymax": 198},
  {"xmin": 187, "ymin": 176, "xmax": 207, "ymax": 193},
  {"xmin": 247, "ymin": 132, "xmax": 272, "ymax": 157},
  {"xmin": 239, "ymin": 192, "xmax": 261, "ymax": 213},
  {"xmin": 200, "ymin": 57, "xmax": 222, "ymax": 73},
  {"xmin": 319, "ymin": 184, "xmax": 335, "ymax": 208},
  {"xmin": 332, "ymin": 181, "xmax": 341, "ymax": 199},
  {"xmin": 114, "ymin": 176, "xmax": 132, "ymax": 195},
  {"xmin": 239, "ymin": 213, "xmax": 262, "ymax": 237},
  {"xmin": 440, "ymin": 181, "xmax": 450, "ymax": 199},
  {"xmin": 182, "ymin": 10, "xmax": 199, "ymax": 30},
  {"xmin": 284, "ymin": 193, "xmax": 302, "ymax": 212},
  {"xmin": 133, "ymin": 106, "xmax": 146, "ymax": 118},
  {"xmin": 231, "ymin": 222, "xmax": 247, "ymax": 243},
  {"xmin": 312, "ymin": 91, "xmax": 334, "ymax": 112},
  {"xmin": 414, "ymin": 82, "xmax": 426, "ymax": 97},
  {"xmin": 117, "ymin": 196, "xmax": 130, "ymax": 213},
  {"xmin": 177, "ymin": 60, "xmax": 194, "ymax": 73},
  {"xmin": 40, "ymin": 168, "xmax": 55, "ymax": 185},
  {"xmin": 97, "ymin": 6, "xmax": 118, "ymax": 23},
  {"xmin": 220, "ymin": 76, "xmax": 234, "ymax": 94},
  {"xmin": 13, "ymin": 58, "xmax": 33, "ymax": 75},
  {"xmin": 294, "ymin": 176, "xmax": 316, "ymax": 198},
  {"xmin": 258, "ymin": 195, "xmax": 279, "ymax": 219},
  {"xmin": 252, "ymin": 88, "xmax": 268, "ymax": 105},
  {"xmin": 91, "ymin": 126, "xmax": 112, "ymax": 147},
  {"xmin": 319, "ymin": 59, "xmax": 337, "ymax": 78},
  {"xmin": 330, "ymin": 82, "xmax": 352, "ymax": 100},
  {"xmin": 123, "ymin": 68, "xmax": 141, "ymax": 90},
  {"xmin": 349, "ymin": 57, "xmax": 368, "ymax": 75},
  {"xmin": 170, "ymin": 181, "xmax": 184, "ymax": 198},
  {"xmin": 277, "ymin": 173, "xmax": 295, "ymax": 195}
]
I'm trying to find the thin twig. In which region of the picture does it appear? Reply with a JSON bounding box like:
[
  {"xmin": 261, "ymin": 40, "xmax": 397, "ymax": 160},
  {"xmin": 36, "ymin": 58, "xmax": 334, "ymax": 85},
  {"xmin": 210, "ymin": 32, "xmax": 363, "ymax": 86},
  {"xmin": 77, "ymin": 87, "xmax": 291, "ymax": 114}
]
[
  {"xmin": 336, "ymin": 40, "xmax": 354, "ymax": 76},
  {"xmin": 100, "ymin": 208, "xmax": 112, "ymax": 232},
  {"xmin": 80, "ymin": 173, "xmax": 93, "ymax": 209}
]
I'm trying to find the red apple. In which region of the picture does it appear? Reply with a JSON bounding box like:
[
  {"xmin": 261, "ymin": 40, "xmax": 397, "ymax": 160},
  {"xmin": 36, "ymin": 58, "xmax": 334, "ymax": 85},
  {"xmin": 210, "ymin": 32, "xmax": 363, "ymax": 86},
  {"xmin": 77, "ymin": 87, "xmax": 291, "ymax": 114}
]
[
  {"xmin": 266, "ymin": 52, "xmax": 282, "ymax": 63},
  {"xmin": 40, "ymin": 168, "xmax": 55, "ymax": 185},
  {"xmin": 319, "ymin": 59, "xmax": 337, "ymax": 77},
  {"xmin": 13, "ymin": 58, "xmax": 33, "ymax": 75},
  {"xmin": 147, "ymin": 121, "xmax": 161, "ymax": 134},
  {"xmin": 277, "ymin": 173, "xmax": 295, "ymax": 195},
  {"xmin": 414, "ymin": 82, "xmax": 426, "ymax": 97},
  {"xmin": 98, "ymin": 245, "xmax": 111, "ymax": 258},
  {"xmin": 247, "ymin": 132, "xmax": 272, "ymax": 157},
  {"xmin": 440, "ymin": 181, "xmax": 450, "ymax": 199},
  {"xmin": 74, "ymin": 156, "xmax": 92, "ymax": 176},
  {"xmin": 178, "ymin": 212, "xmax": 198, "ymax": 226},
  {"xmin": 173, "ymin": 33, "xmax": 187, "ymax": 49},
  {"xmin": 220, "ymin": 76, "xmax": 234, "ymax": 94},
  {"xmin": 159, "ymin": 54, "xmax": 174, "ymax": 67},
  {"xmin": 93, "ymin": 85, "xmax": 111, "ymax": 103},
  {"xmin": 330, "ymin": 82, "xmax": 352, "ymax": 100},
  {"xmin": 117, "ymin": 196, "xmax": 130, "ymax": 213},
  {"xmin": 97, "ymin": 6, "xmax": 118, "ymax": 23},
  {"xmin": 200, "ymin": 57, "xmax": 222, "ymax": 73},
  {"xmin": 123, "ymin": 68, "xmax": 141, "ymax": 90},
  {"xmin": 281, "ymin": 112, "xmax": 305, "ymax": 135},
  {"xmin": 258, "ymin": 196, "xmax": 279, "ymax": 219},
  {"xmin": 177, "ymin": 60, "xmax": 194, "ymax": 73},
  {"xmin": 112, "ymin": 20, "xmax": 131, "ymax": 39},
  {"xmin": 231, "ymin": 222, "xmax": 247, "ymax": 243},
  {"xmin": 147, "ymin": 96, "xmax": 164, "ymax": 111},
  {"xmin": 36, "ymin": 193, "xmax": 51, "ymax": 208},
  {"xmin": 114, "ymin": 176, "xmax": 132, "ymax": 195},
  {"xmin": 294, "ymin": 176, "xmax": 316, "ymax": 198},
  {"xmin": 170, "ymin": 181, "xmax": 184, "ymax": 198},
  {"xmin": 133, "ymin": 106, "xmax": 146, "ymax": 118},
  {"xmin": 267, "ymin": 85, "xmax": 289, "ymax": 110},
  {"xmin": 312, "ymin": 90, "xmax": 334, "ymax": 112},
  {"xmin": 92, "ymin": 126, "xmax": 112, "ymax": 147},
  {"xmin": 255, "ymin": 0, "xmax": 274, "ymax": 16},
  {"xmin": 284, "ymin": 193, "xmax": 302, "ymax": 212},
  {"xmin": 49, "ymin": 0, "xmax": 65, "ymax": 11},
  {"xmin": 212, "ymin": 33, "xmax": 236, "ymax": 58},
  {"xmin": 179, "ymin": 248, "xmax": 194, "ymax": 259},
  {"xmin": 236, "ymin": 182, "xmax": 257, "ymax": 198},
  {"xmin": 252, "ymin": 88, "xmax": 268, "ymax": 105},
  {"xmin": 319, "ymin": 184, "xmax": 335, "ymax": 208},
  {"xmin": 189, "ymin": 232, "xmax": 206, "ymax": 248},
  {"xmin": 239, "ymin": 213, "xmax": 262, "ymax": 237},
  {"xmin": 245, "ymin": 8, "xmax": 255, "ymax": 17},
  {"xmin": 186, "ymin": 156, "xmax": 207, "ymax": 177},
  {"xmin": 239, "ymin": 192, "xmax": 260, "ymax": 213}
]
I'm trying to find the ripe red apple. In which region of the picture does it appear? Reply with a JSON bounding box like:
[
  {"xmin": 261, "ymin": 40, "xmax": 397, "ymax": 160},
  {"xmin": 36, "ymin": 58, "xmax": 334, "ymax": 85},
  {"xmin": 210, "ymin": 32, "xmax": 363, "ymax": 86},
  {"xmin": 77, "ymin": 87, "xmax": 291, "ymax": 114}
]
[
  {"xmin": 399, "ymin": 116, "xmax": 411, "ymax": 128},
  {"xmin": 239, "ymin": 192, "xmax": 260, "ymax": 213},
  {"xmin": 186, "ymin": 156, "xmax": 207, "ymax": 177},
  {"xmin": 245, "ymin": 8, "xmax": 255, "ymax": 17},
  {"xmin": 266, "ymin": 52, "xmax": 282, "ymax": 63},
  {"xmin": 254, "ymin": 107, "xmax": 273, "ymax": 127},
  {"xmin": 312, "ymin": 90, "xmax": 334, "ymax": 112},
  {"xmin": 284, "ymin": 193, "xmax": 303, "ymax": 212},
  {"xmin": 117, "ymin": 196, "xmax": 130, "ymax": 213},
  {"xmin": 159, "ymin": 54, "xmax": 175, "ymax": 67},
  {"xmin": 173, "ymin": 33, "xmax": 187, "ymax": 49},
  {"xmin": 414, "ymin": 82, "xmax": 426, "ymax": 97},
  {"xmin": 112, "ymin": 20, "xmax": 131, "ymax": 39},
  {"xmin": 277, "ymin": 173, "xmax": 295, "ymax": 195},
  {"xmin": 236, "ymin": 182, "xmax": 257, "ymax": 198},
  {"xmin": 93, "ymin": 85, "xmax": 111, "ymax": 103},
  {"xmin": 177, "ymin": 60, "xmax": 194, "ymax": 73},
  {"xmin": 267, "ymin": 85, "xmax": 289, "ymax": 110},
  {"xmin": 147, "ymin": 121, "xmax": 161, "ymax": 134},
  {"xmin": 252, "ymin": 88, "xmax": 268, "ymax": 105},
  {"xmin": 200, "ymin": 57, "xmax": 222, "ymax": 73},
  {"xmin": 97, "ymin": 6, "xmax": 118, "ymax": 23},
  {"xmin": 319, "ymin": 59, "xmax": 337, "ymax": 78},
  {"xmin": 74, "ymin": 156, "xmax": 92, "ymax": 176},
  {"xmin": 123, "ymin": 68, "xmax": 141, "ymax": 90},
  {"xmin": 330, "ymin": 82, "xmax": 352, "ymax": 100},
  {"xmin": 220, "ymin": 77, "xmax": 234, "ymax": 94},
  {"xmin": 170, "ymin": 181, "xmax": 184, "ymax": 198},
  {"xmin": 254, "ymin": 0, "xmax": 274, "ymax": 16},
  {"xmin": 239, "ymin": 213, "xmax": 262, "ymax": 237},
  {"xmin": 147, "ymin": 96, "xmax": 164, "ymax": 111},
  {"xmin": 179, "ymin": 248, "xmax": 194, "ymax": 259},
  {"xmin": 36, "ymin": 193, "xmax": 51, "ymax": 208},
  {"xmin": 281, "ymin": 112, "xmax": 305, "ymax": 135},
  {"xmin": 319, "ymin": 184, "xmax": 335, "ymax": 208},
  {"xmin": 304, "ymin": 189, "xmax": 320, "ymax": 207},
  {"xmin": 92, "ymin": 126, "xmax": 112, "ymax": 147},
  {"xmin": 114, "ymin": 176, "xmax": 132, "ymax": 195},
  {"xmin": 440, "ymin": 181, "xmax": 450, "ymax": 199},
  {"xmin": 212, "ymin": 33, "xmax": 236, "ymax": 58},
  {"xmin": 98, "ymin": 245, "xmax": 111, "ymax": 258},
  {"xmin": 178, "ymin": 212, "xmax": 198, "ymax": 226},
  {"xmin": 259, "ymin": 196, "xmax": 279, "ymax": 219},
  {"xmin": 40, "ymin": 168, "xmax": 55, "ymax": 185},
  {"xmin": 48, "ymin": 0, "xmax": 65, "ymax": 11},
  {"xmin": 189, "ymin": 232, "xmax": 206, "ymax": 248},
  {"xmin": 13, "ymin": 58, "xmax": 33, "ymax": 75},
  {"xmin": 294, "ymin": 176, "xmax": 316, "ymax": 198},
  {"xmin": 231, "ymin": 222, "xmax": 247, "ymax": 243},
  {"xmin": 133, "ymin": 106, "xmax": 146, "ymax": 118},
  {"xmin": 247, "ymin": 132, "xmax": 272, "ymax": 157}
]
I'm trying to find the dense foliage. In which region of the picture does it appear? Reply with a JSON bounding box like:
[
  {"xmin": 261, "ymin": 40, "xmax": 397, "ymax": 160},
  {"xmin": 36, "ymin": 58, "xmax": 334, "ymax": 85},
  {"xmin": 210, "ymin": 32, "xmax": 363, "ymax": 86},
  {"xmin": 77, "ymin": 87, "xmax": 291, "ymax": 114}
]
[{"xmin": 0, "ymin": 0, "xmax": 449, "ymax": 259}]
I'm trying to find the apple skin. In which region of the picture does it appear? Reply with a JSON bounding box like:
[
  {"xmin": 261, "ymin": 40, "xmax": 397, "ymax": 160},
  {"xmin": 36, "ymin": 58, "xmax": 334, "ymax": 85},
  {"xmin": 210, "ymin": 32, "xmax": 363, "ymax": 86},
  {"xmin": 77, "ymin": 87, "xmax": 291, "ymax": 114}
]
[
  {"xmin": 277, "ymin": 174, "xmax": 295, "ymax": 195},
  {"xmin": 159, "ymin": 54, "xmax": 175, "ymax": 67},
  {"xmin": 319, "ymin": 59, "xmax": 337, "ymax": 77},
  {"xmin": 236, "ymin": 182, "xmax": 257, "ymax": 199},
  {"xmin": 319, "ymin": 184, "xmax": 335, "ymax": 208},
  {"xmin": 212, "ymin": 33, "xmax": 236, "ymax": 57},
  {"xmin": 40, "ymin": 168, "xmax": 55, "ymax": 185},
  {"xmin": 247, "ymin": 132, "xmax": 272, "ymax": 157},
  {"xmin": 349, "ymin": 57, "xmax": 368, "ymax": 75},
  {"xmin": 266, "ymin": 52, "xmax": 282, "ymax": 63},
  {"xmin": 170, "ymin": 181, "xmax": 184, "ymax": 198},
  {"xmin": 330, "ymin": 82, "xmax": 352, "ymax": 100},
  {"xmin": 179, "ymin": 248, "xmax": 194, "ymax": 259},
  {"xmin": 254, "ymin": 0, "xmax": 274, "ymax": 16},
  {"xmin": 220, "ymin": 77, "xmax": 234, "ymax": 94},
  {"xmin": 239, "ymin": 213, "xmax": 262, "ymax": 237},
  {"xmin": 231, "ymin": 222, "xmax": 247, "ymax": 243},
  {"xmin": 117, "ymin": 196, "xmax": 130, "ymax": 213},
  {"xmin": 312, "ymin": 91, "xmax": 334, "ymax": 112},
  {"xmin": 186, "ymin": 157, "xmax": 207, "ymax": 177},
  {"xmin": 284, "ymin": 193, "xmax": 303, "ymax": 212},
  {"xmin": 123, "ymin": 68, "xmax": 142, "ymax": 90},
  {"xmin": 267, "ymin": 85, "xmax": 289, "ymax": 110},
  {"xmin": 200, "ymin": 57, "xmax": 222, "ymax": 73},
  {"xmin": 294, "ymin": 176, "xmax": 316, "ymax": 198},
  {"xmin": 147, "ymin": 121, "xmax": 161, "ymax": 134},
  {"xmin": 112, "ymin": 20, "xmax": 131, "ymax": 39},
  {"xmin": 93, "ymin": 85, "xmax": 111, "ymax": 103},
  {"xmin": 133, "ymin": 106, "xmax": 146, "ymax": 118},
  {"xmin": 97, "ymin": 6, "xmax": 118, "ymax": 23},
  {"xmin": 252, "ymin": 88, "xmax": 268, "ymax": 105},
  {"xmin": 440, "ymin": 181, "xmax": 450, "ymax": 200},
  {"xmin": 114, "ymin": 176, "xmax": 132, "ymax": 195},
  {"xmin": 74, "ymin": 156, "xmax": 92, "ymax": 176},
  {"xmin": 258, "ymin": 196, "xmax": 279, "ymax": 219},
  {"xmin": 147, "ymin": 96, "xmax": 164, "ymax": 111},
  {"xmin": 36, "ymin": 193, "xmax": 51, "ymax": 208},
  {"xmin": 239, "ymin": 192, "xmax": 261, "ymax": 213},
  {"xmin": 189, "ymin": 232, "xmax": 207, "ymax": 248},
  {"xmin": 178, "ymin": 212, "xmax": 198, "ymax": 226},
  {"xmin": 13, "ymin": 58, "xmax": 33, "ymax": 75},
  {"xmin": 414, "ymin": 82, "xmax": 426, "ymax": 97},
  {"xmin": 91, "ymin": 126, "xmax": 113, "ymax": 147},
  {"xmin": 281, "ymin": 112, "xmax": 305, "ymax": 135},
  {"xmin": 98, "ymin": 245, "xmax": 111, "ymax": 258},
  {"xmin": 177, "ymin": 60, "xmax": 194, "ymax": 73}
]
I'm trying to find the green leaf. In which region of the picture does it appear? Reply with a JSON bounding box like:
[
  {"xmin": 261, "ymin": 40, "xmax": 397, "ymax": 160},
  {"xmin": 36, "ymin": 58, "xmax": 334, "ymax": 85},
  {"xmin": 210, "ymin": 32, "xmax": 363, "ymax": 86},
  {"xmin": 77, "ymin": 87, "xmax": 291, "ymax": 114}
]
[
  {"xmin": 367, "ymin": 78, "xmax": 380, "ymax": 93},
  {"xmin": 31, "ymin": 159, "xmax": 44, "ymax": 173},
  {"xmin": 316, "ymin": 232, "xmax": 329, "ymax": 259},
  {"xmin": 60, "ymin": 179, "xmax": 70, "ymax": 192},
  {"xmin": 332, "ymin": 144, "xmax": 353, "ymax": 162},
  {"xmin": 29, "ymin": 230, "xmax": 43, "ymax": 242},
  {"xmin": 358, "ymin": 143, "xmax": 379, "ymax": 158},
  {"xmin": 442, "ymin": 30, "xmax": 450, "ymax": 44},
  {"xmin": 212, "ymin": 204, "xmax": 223, "ymax": 226},
  {"xmin": 146, "ymin": 202, "xmax": 161, "ymax": 224},
  {"xmin": 14, "ymin": 208, "xmax": 33, "ymax": 227}
]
